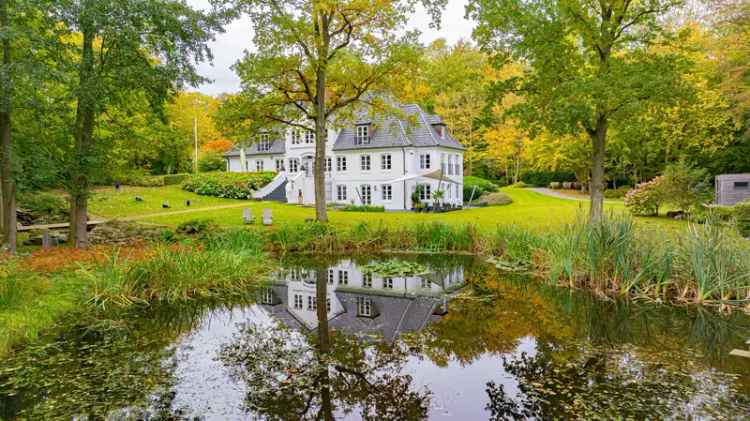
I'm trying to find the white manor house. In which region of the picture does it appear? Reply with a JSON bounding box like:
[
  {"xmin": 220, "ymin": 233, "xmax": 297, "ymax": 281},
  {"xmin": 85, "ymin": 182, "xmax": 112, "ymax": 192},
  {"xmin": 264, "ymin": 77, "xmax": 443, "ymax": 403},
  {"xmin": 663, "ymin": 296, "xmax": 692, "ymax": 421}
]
[{"xmin": 224, "ymin": 103, "xmax": 465, "ymax": 211}]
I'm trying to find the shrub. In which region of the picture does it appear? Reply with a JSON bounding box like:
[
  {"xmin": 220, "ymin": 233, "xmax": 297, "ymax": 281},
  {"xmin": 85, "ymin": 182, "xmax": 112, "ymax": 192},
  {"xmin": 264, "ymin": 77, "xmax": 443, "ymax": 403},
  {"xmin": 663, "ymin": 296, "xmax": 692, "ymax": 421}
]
[
  {"xmin": 342, "ymin": 205, "xmax": 385, "ymax": 212},
  {"xmin": 163, "ymin": 173, "xmax": 189, "ymax": 185},
  {"xmin": 521, "ymin": 170, "xmax": 576, "ymax": 187},
  {"xmin": 176, "ymin": 218, "xmax": 217, "ymax": 235},
  {"xmin": 116, "ymin": 171, "xmax": 166, "ymax": 187},
  {"xmin": 17, "ymin": 192, "xmax": 69, "ymax": 224},
  {"xmin": 734, "ymin": 200, "xmax": 750, "ymax": 237},
  {"xmin": 603, "ymin": 186, "xmax": 631, "ymax": 199},
  {"xmin": 479, "ymin": 192, "xmax": 513, "ymax": 206},
  {"xmin": 182, "ymin": 171, "xmax": 276, "ymax": 199},
  {"xmin": 203, "ymin": 139, "xmax": 234, "ymax": 153},
  {"xmin": 661, "ymin": 161, "xmax": 711, "ymax": 212},
  {"xmin": 624, "ymin": 177, "xmax": 665, "ymax": 216},
  {"xmin": 463, "ymin": 176, "xmax": 499, "ymax": 202},
  {"xmin": 198, "ymin": 151, "xmax": 226, "ymax": 172}
]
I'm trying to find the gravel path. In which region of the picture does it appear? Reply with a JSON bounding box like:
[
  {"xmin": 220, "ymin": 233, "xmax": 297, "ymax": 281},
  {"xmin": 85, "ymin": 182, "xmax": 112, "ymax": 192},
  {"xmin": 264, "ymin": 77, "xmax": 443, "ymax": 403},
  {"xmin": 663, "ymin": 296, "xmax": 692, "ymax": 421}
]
[{"xmin": 531, "ymin": 188, "xmax": 588, "ymax": 201}]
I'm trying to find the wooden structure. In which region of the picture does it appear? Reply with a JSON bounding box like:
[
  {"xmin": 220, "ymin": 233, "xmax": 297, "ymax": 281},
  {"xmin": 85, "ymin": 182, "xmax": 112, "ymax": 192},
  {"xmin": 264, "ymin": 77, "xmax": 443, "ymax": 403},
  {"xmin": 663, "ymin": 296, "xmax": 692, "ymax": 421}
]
[
  {"xmin": 17, "ymin": 220, "xmax": 105, "ymax": 232},
  {"xmin": 715, "ymin": 174, "xmax": 750, "ymax": 206},
  {"xmin": 730, "ymin": 339, "xmax": 750, "ymax": 359}
]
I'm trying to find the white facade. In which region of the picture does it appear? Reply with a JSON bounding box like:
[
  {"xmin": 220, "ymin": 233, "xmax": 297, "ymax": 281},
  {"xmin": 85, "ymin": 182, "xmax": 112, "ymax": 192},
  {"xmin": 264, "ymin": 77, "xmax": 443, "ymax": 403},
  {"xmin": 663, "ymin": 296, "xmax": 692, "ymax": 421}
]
[{"xmin": 225, "ymin": 105, "xmax": 465, "ymax": 210}]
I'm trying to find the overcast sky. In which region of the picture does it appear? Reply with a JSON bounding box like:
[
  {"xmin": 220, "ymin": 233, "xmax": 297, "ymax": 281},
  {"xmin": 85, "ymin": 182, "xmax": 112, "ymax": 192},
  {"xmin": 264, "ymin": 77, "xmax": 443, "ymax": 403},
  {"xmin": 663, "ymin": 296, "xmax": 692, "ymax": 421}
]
[{"xmin": 185, "ymin": 0, "xmax": 475, "ymax": 95}]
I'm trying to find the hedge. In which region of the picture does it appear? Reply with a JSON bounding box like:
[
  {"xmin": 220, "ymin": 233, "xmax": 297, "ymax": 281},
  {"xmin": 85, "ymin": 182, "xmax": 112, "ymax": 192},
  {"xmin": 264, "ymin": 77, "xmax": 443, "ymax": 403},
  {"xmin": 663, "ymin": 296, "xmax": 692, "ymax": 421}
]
[
  {"xmin": 182, "ymin": 171, "xmax": 276, "ymax": 199},
  {"xmin": 520, "ymin": 170, "xmax": 577, "ymax": 187},
  {"xmin": 735, "ymin": 201, "xmax": 750, "ymax": 237}
]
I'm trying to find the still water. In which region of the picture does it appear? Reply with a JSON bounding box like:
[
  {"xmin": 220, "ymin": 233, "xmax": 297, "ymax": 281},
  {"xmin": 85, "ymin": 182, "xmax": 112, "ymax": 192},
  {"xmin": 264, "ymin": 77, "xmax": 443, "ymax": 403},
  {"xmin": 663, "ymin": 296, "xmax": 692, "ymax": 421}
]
[{"xmin": 1, "ymin": 254, "xmax": 749, "ymax": 420}]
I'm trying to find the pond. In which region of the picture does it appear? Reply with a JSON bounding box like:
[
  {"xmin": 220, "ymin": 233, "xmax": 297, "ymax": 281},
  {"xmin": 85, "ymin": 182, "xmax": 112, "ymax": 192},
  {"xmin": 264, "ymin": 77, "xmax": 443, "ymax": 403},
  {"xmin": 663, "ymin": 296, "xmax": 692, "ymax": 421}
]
[{"xmin": 1, "ymin": 254, "xmax": 749, "ymax": 420}]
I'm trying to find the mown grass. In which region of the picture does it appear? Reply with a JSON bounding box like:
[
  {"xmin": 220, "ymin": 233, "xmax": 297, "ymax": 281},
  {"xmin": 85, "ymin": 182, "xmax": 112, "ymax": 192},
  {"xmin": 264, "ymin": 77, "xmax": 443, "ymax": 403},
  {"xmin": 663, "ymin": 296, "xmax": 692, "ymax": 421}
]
[
  {"xmin": 95, "ymin": 186, "xmax": 685, "ymax": 233},
  {"xmin": 88, "ymin": 185, "xmax": 246, "ymax": 218}
]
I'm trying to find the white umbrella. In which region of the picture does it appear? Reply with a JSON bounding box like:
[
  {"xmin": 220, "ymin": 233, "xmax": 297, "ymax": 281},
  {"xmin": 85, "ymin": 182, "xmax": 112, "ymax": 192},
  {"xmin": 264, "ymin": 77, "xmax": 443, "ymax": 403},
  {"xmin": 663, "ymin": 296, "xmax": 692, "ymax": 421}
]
[{"xmin": 239, "ymin": 147, "xmax": 247, "ymax": 172}]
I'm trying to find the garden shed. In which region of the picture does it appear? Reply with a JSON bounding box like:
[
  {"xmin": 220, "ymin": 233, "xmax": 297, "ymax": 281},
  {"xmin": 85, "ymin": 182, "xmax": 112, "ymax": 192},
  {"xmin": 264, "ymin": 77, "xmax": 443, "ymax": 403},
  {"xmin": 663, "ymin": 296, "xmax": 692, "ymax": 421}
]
[{"xmin": 715, "ymin": 174, "xmax": 750, "ymax": 205}]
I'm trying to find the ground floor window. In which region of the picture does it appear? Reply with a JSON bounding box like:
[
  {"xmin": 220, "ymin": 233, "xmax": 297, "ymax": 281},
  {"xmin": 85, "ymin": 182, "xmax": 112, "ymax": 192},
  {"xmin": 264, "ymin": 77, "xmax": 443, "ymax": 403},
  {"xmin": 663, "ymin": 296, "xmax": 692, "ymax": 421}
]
[
  {"xmin": 256, "ymin": 160, "xmax": 264, "ymax": 172},
  {"xmin": 275, "ymin": 159, "xmax": 284, "ymax": 172},
  {"xmin": 261, "ymin": 288, "xmax": 274, "ymax": 304},
  {"xmin": 418, "ymin": 184, "xmax": 432, "ymax": 201},
  {"xmin": 360, "ymin": 184, "xmax": 372, "ymax": 205},
  {"xmin": 382, "ymin": 184, "xmax": 392, "ymax": 201},
  {"xmin": 289, "ymin": 158, "xmax": 300, "ymax": 172},
  {"xmin": 328, "ymin": 269, "xmax": 335, "ymax": 284},
  {"xmin": 337, "ymin": 185, "xmax": 347, "ymax": 201}
]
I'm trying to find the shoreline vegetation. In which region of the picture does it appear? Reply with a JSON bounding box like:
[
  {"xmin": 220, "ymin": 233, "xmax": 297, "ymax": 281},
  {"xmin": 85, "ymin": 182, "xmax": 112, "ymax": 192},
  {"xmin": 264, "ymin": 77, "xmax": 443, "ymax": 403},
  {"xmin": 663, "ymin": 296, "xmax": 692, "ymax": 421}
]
[{"xmin": 1, "ymin": 212, "xmax": 749, "ymax": 358}]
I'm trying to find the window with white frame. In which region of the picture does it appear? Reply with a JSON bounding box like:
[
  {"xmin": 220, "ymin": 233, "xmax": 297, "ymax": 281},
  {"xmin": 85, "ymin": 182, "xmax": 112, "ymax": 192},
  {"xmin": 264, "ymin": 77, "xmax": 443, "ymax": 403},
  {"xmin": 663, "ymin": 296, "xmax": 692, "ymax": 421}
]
[
  {"xmin": 336, "ymin": 156, "xmax": 347, "ymax": 171},
  {"xmin": 360, "ymin": 154, "xmax": 371, "ymax": 171},
  {"xmin": 356, "ymin": 297, "xmax": 373, "ymax": 317},
  {"xmin": 384, "ymin": 277, "xmax": 394, "ymax": 289},
  {"xmin": 338, "ymin": 270, "xmax": 349, "ymax": 285},
  {"xmin": 258, "ymin": 134, "xmax": 271, "ymax": 152},
  {"xmin": 305, "ymin": 130, "xmax": 315, "ymax": 144},
  {"xmin": 418, "ymin": 184, "xmax": 431, "ymax": 201},
  {"xmin": 337, "ymin": 185, "xmax": 347, "ymax": 201},
  {"xmin": 325, "ymin": 157, "xmax": 332, "ymax": 172},
  {"xmin": 419, "ymin": 154, "xmax": 431, "ymax": 170},
  {"xmin": 360, "ymin": 184, "xmax": 372, "ymax": 205},
  {"xmin": 293, "ymin": 294, "xmax": 303, "ymax": 309},
  {"xmin": 292, "ymin": 130, "xmax": 301, "ymax": 144},
  {"xmin": 355, "ymin": 124, "xmax": 370, "ymax": 145},
  {"xmin": 261, "ymin": 288, "xmax": 274, "ymax": 304},
  {"xmin": 382, "ymin": 184, "xmax": 392, "ymax": 201},
  {"xmin": 256, "ymin": 160, "xmax": 264, "ymax": 172},
  {"xmin": 326, "ymin": 298, "xmax": 331, "ymax": 313},
  {"xmin": 328, "ymin": 269, "xmax": 335, "ymax": 284},
  {"xmin": 447, "ymin": 155, "xmax": 454, "ymax": 175},
  {"xmin": 307, "ymin": 296, "xmax": 317, "ymax": 311},
  {"xmin": 289, "ymin": 158, "xmax": 299, "ymax": 172},
  {"xmin": 363, "ymin": 272, "xmax": 372, "ymax": 288},
  {"xmin": 275, "ymin": 159, "xmax": 284, "ymax": 172},
  {"xmin": 441, "ymin": 153, "xmax": 447, "ymax": 173},
  {"xmin": 421, "ymin": 279, "xmax": 431, "ymax": 289},
  {"xmin": 381, "ymin": 153, "xmax": 392, "ymax": 170},
  {"xmin": 455, "ymin": 154, "xmax": 461, "ymax": 175}
]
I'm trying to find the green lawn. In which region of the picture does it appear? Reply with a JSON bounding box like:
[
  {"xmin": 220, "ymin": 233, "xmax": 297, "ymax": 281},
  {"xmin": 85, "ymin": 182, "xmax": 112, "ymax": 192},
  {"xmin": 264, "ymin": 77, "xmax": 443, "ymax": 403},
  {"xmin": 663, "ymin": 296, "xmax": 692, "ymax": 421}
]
[
  {"xmin": 90, "ymin": 185, "xmax": 685, "ymax": 233},
  {"xmin": 89, "ymin": 185, "xmax": 246, "ymax": 219}
]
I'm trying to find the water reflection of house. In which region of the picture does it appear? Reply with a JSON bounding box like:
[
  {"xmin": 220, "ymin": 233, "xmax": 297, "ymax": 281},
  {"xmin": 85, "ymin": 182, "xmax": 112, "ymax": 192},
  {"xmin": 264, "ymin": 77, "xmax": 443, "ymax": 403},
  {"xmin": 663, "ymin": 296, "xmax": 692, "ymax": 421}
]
[{"xmin": 257, "ymin": 259, "xmax": 465, "ymax": 342}]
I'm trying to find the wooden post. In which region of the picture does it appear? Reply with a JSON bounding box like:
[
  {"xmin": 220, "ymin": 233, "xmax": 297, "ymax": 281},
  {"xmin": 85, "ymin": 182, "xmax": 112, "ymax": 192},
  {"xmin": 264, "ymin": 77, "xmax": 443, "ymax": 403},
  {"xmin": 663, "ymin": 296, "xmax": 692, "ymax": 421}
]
[{"xmin": 41, "ymin": 229, "xmax": 52, "ymax": 249}]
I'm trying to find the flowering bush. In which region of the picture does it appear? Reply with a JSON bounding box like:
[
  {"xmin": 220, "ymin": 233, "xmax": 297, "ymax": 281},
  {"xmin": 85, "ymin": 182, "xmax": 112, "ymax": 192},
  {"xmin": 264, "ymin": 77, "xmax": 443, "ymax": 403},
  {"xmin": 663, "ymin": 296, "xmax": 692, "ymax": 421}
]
[
  {"xmin": 182, "ymin": 171, "xmax": 276, "ymax": 199},
  {"xmin": 624, "ymin": 177, "xmax": 665, "ymax": 216}
]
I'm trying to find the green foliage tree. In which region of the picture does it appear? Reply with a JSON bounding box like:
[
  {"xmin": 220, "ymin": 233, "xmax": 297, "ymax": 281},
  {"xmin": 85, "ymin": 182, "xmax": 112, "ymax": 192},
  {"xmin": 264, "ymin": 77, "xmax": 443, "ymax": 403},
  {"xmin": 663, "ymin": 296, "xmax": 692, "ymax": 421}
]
[
  {"xmin": 468, "ymin": 0, "xmax": 691, "ymax": 222},
  {"xmin": 216, "ymin": 0, "xmax": 446, "ymax": 223},
  {"xmin": 52, "ymin": 0, "xmax": 221, "ymax": 248}
]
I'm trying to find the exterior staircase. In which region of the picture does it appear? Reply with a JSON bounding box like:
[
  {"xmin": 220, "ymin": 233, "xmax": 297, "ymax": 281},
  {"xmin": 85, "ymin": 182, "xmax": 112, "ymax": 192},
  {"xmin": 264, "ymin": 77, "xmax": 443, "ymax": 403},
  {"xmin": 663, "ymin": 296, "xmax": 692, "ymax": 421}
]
[{"xmin": 253, "ymin": 172, "xmax": 288, "ymax": 202}]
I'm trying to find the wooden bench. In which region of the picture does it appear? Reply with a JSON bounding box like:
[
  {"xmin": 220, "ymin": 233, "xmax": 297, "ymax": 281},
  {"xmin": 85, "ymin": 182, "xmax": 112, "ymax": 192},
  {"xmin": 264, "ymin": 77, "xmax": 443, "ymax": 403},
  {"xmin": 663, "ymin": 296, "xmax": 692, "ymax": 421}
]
[{"xmin": 17, "ymin": 220, "xmax": 106, "ymax": 232}]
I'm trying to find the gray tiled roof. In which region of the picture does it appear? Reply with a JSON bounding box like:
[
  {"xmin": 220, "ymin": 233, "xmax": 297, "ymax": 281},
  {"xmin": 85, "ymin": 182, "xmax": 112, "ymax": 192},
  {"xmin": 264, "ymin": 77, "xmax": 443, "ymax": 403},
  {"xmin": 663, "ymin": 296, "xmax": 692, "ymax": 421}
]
[
  {"xmin": 333, "ymin": 103, "xmax": 465, "ymax": 151},
  {"xmin": 224, "ymin": 138, "xmax": 286, "ymax": 157}
]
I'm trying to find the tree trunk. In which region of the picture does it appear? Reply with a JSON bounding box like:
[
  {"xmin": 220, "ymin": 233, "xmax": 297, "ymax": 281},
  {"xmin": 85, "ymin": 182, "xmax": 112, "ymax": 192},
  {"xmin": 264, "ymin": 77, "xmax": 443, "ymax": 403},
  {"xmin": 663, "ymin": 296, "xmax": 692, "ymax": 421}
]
[
  {"xmin": 589, "ymin": 115, "xmax": 608, "ymax": 222},
  {"xmin": 70, "ymin": 25, "xmax": 96, "ymax": 249},
  {"xmin": 0, "ymin": 0, "xmax": 15, "ymax": 253},
  {"xmin": 315, "ymin": 268, "xmax": 334, "ymax": 420},
  {"xmin": 313, "ymin": 9, "xmax": 329, "ymax": 223}
]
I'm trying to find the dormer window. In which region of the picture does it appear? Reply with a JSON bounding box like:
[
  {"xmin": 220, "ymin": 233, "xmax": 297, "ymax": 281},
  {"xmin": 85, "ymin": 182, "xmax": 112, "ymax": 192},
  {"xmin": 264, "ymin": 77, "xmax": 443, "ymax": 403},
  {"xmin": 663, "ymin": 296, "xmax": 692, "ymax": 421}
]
[
  {"xmin": 355, "ymin": 124, "xmax": 370, "ymax": 145},
  {"xmin": 258, "ymin": 134, "xmax": 271, "ymax": 152}
]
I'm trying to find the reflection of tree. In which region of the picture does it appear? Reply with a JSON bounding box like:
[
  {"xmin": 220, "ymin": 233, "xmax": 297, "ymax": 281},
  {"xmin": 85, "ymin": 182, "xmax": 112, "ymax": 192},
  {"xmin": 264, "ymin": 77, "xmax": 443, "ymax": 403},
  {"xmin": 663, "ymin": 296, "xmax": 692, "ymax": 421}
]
[
  {"xmin": 220, "ymin": 273, "xmax": 431, "ymax": 420},
  {"xmin": 485, "ymin": 343, "xmax": 750, "ymax": 420}
]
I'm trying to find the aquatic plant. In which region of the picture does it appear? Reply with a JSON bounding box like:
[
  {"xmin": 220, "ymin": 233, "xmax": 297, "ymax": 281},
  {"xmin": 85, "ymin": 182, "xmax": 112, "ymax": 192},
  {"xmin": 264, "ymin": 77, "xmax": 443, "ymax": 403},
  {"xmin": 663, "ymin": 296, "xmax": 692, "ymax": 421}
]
[{"xmin": 361, "ymin": 260, "xmax": 428, "ymax": 277}]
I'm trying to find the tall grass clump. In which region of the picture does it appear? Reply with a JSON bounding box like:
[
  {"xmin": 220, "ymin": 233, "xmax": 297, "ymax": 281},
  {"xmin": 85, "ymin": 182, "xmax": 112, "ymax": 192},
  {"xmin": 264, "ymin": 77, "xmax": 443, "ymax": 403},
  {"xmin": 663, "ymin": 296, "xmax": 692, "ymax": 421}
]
[
  {"xmin": 489, "ymin": 225, "xmax": 544, "ymax": 264},
  {"xmin": 0, "ymin": 263, "xmax": 44, "ymax": 309},
  {"xmin": 678, "ymin": 220, "xmax": 750, "ymax": 304},
  {"xmin": 87, "ymin": 245, "xmax": 271, "ymax": 309}
]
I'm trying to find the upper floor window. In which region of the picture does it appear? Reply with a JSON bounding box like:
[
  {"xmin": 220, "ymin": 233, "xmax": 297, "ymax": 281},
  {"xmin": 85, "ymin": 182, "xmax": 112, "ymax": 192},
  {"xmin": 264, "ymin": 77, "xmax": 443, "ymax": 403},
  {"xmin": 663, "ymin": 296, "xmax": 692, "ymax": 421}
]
[
  {"xmin": 455, "ymin": 154, "xmax": 461, "ymax": 175},
  {"xmin": 325, "ymin": 157, "xmax": 332, "ymax": 172},
  {"xmin": 361, "ymin": 155, "xmax": 371, "ymax": 171},
  {"xmin": 328, "ymin": 269, "xmax": 335, "ymax": 284},
  {"xmin": 447, "ymin": 155, "xmax": 454, "ymax": 175},
  {"xmin": 381, "ymin": 153, "xmax": 392, "ymax": 170},
  {"xmin": 363, "ymin": 272, "xmax": 372, "ymax": 288},
  {"xmin": 356, "ymin": 297, "xmax": 373, "ymax": 317},
  {"xmin": 258, "ymin": 134, "xmax": 271, "ymax": 152},
  {"xmin": 293, "ymin": 294, "xmax": 303, "ymax": 309},
  {"xmin": 338, "ymin": 270, "xmax": 349, "ymax": 285},
  {"xmin": 419, "ymin": 154, "xmax": 431, "ymax": 170},
  {"xmin": 384, "ymin": 277, "xmax": 394, "ymax": 289},
  {"xmin": 292, "ymin": 130, "xmax": 302, "ymax": 145},
  {"xmin": 307, "ymin": 296, "xmax": 317, "ymax": 311},
  {"xmin": 305, "ymin": 130, "xmax": 315, "ymax": 144},
  {"xmin": 355, "ymin": 124, "xmax": 370, "ymax": 145},
  {"xmin": 336, "ymin": 156, "xmax": 347, "ymax": 171}
]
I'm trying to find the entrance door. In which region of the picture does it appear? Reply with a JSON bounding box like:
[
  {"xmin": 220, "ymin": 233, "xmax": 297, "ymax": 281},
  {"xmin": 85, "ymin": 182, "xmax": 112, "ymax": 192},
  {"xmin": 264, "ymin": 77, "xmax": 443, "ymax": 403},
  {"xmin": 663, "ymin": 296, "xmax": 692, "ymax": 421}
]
[{"xmin": 360, "ymin": 184, "xmax": 372, "ymax": 205}]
